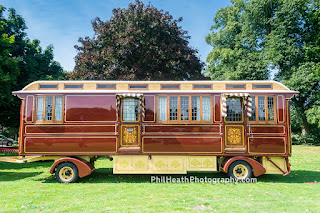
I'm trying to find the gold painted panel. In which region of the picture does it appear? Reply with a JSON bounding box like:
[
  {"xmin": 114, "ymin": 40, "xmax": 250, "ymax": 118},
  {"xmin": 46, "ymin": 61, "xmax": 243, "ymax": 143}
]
[
  {"xmin": 262, "ymin": 157, "xmax": 287, "ymax": 174},
  {"xmin": 121, "ymin": 125, "xmax": 140, "ymax": 146},
  {"xmin": 187, "ymin": 156, "xmax": 217, "ymax": 171},
  {"xmin": 115, "ymin": 156, "xmax": 133, "ymax": 171},
  {"xmin": 152, "ymin": 156, "xmax": 168, "ymax": 172},
  {"xmin": 167, "ymin": 156, "xmax": 186, "ymax": 172},
  {"xmin": 225, "ymin": 125, "xmax": 244, "ymax": 147},
  {"xmin": 132, "ymin": 156, "xmax": 148, "ymax": 171}
]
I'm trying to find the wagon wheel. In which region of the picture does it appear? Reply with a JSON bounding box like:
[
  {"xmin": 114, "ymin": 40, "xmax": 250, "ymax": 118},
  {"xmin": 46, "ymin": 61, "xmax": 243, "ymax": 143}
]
[
  {"xmin": 55, "ymin": 162, "xmax": 79, "ymax": 183},
  {"xmin": 228, "ymin": 160, "xmax": 253, "ymax": 180}
]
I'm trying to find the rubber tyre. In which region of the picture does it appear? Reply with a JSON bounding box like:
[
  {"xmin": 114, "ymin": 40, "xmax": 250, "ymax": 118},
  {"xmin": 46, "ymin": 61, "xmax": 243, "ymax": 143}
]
[
  {"xmin": 7, "ymin": 142, "xmax": 13, "ymax": 147},
  {"xmin": 55, "ymin": 162, "xmax": 79, "ymax": 183},
  {"xmin": 228, "ymin": 160, "xmax": 253, "ymax": 181}
]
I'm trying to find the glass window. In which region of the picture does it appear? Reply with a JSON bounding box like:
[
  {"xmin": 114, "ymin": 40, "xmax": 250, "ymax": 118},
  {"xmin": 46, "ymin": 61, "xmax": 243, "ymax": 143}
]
[
  {"xmin": 37, "ymin": 96, "xmax": 63, "ymax": 122},
  {"xmin": 249, "ymin": 97, "xmax": 256, "ymax": 121},
  {"xmin": 37, "ymin": 97, "xmax": 44, "ymax": 121},
  {"xmin": 268, "ymin": 97, "xmax": 274, "ymax": 121},
  {"xmin": 55, "ymin": 97, "xmax": 63, "ymax": 121},
  {"xmin": 226, "ymin": 84, "xmax": 245, "ymax": 89},
  {"xmin": 159, "ymin": 97, "xmax": 167, "ymax": 121},
  {"xmin": 129, "ymin": 85, "xmax": 147, "ymax": 89},
  {"xmin": 180, "ymin": 97, "xmax": 189, "ymax": 121},
  {"xmin": 123, "ymin": 98, "xmax": 139, "ymax": 121},
  {"xmin": 45, "ymin": 97, "xmax": 53, "ymax": 121},
  {"xmin": 39, "ymin": 84, "xmax": 57, "ymax": 89},
  {"xmin": 162, "ymin": 84, "xmax": 180, "ymax": 89},
  {"xmin": 65, "ymin": 84, "xmax": 83, "ymax": 89},
  {"xmin": 192, "ymin": 97, "xmax": 200, "ymax": 121},
  {"xmin": 226, "ymin": 98, "xmax": 242, "ymax": 121},
  {"xmin": 97, "ymin": 84, "xmax": 115, "ymax": 89},
  {"xmin": 253, "ymin": 84, "xmax": 272, "ymax": 89},
  {"xmin": 169, "ymin": 97, "xmax": 178, "ymax": 120},
  {"xmin": 202, "ymin": 97, "xmax": 211, "ymax": 121},
  {"xmin": 258, "ymin": 97, "xmax": 266, "ymax": 121},
  {"xmin": 194, "ymin": 84, "xmax": 212, "ymax": 89}
]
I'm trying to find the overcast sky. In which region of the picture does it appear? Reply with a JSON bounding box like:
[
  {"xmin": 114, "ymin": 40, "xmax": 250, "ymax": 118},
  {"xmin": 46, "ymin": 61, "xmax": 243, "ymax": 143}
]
[{"xmin": 2, "ymin": 0, "xmax": 230, "ymax": 71}]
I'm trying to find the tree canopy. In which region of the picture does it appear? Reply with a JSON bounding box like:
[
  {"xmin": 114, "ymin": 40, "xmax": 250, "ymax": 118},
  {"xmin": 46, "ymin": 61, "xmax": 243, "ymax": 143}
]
[
  {"xmin": 206, "ymin": 0, "xmax": 320, "ymax": 144},
  {"xmin": 72, "ymin": 0, "xmax": 204, "ymax": 80},
  {"xmin": 0, "ymin": 5, "xmax": 66, "ymax": 136}
]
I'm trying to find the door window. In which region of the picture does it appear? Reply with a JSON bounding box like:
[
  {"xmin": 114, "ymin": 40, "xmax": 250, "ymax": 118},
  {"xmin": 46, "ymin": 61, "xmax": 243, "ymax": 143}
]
[
  {"xmin": 122, "ymin": 98, "xmax": 139, "ymax": 121},
  {"xmin": 226, "ymin": 98, "xmax": 242, "ymax": 122}
]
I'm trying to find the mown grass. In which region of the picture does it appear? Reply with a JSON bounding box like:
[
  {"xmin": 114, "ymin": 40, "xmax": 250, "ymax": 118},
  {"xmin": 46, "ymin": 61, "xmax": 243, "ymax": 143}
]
[{"xmin": 0, "ymin": 145, "xmax": 319, "ymax": 212}]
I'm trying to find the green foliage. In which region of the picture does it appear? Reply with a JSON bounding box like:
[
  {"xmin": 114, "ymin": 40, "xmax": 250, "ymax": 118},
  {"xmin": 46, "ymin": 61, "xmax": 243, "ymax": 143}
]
[
  {"xmin": 0, "ymin": 5, "xmax": 66, "ymax": 135},
  {"xmin": 206, "ymin": 0, "xmax": 320, "ymax": 144},
  {"xmin": 72, "ymin": 0, "xmax": 204, "ymax": 80}
]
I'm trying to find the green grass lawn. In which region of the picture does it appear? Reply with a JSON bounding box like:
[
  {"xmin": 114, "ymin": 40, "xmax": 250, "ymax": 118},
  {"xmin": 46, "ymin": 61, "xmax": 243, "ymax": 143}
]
[{"xmin": 0, "ymin": 145, "xmax": 319, "ymax": 212}]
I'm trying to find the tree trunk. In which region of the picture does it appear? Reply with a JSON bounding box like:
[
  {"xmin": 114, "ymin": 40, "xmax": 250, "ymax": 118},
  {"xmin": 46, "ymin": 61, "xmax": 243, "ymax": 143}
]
[{"xmin": 292, "ymin": 99, "xmax": 310, "ymax": 136}]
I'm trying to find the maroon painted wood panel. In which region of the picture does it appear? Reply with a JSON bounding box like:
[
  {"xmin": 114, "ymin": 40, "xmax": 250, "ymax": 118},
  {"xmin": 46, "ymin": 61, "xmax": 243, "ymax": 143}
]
[
  {"xmin": 25, "ymin": 125, "xmax": 115, "ymax": 134},
  {"xmin": 248, "ymin": 137, "xmax": 285, "ymax": 154},
  {"xmin": 251, "ymin": 126, "xmax": 285, "ymax": 134},
  {"xmin": 144, "ymin": 96, "xmax": 155, "ymax": 122},
  {"xmin": 65, "ymin": 95, "xmax": 117, "ymax": 122},
  {"xmin": 24, "ymin": 137, "xmax": 117, "ymax": 153},
  {"xmin": 214, "ymin": 96, "xmax": 221, "ymax": 122},
  {"xmin": 143, "ymin": 137, "xmax": 222, "ymax": 153},
  {"xmin": 145, "ymin": 125, "xmax": 220, "ymax": 134},
  {"xmin": 25, "ymin": 96, "xmax": 34, "ymax": 122},
  {"xmin": 277, "ymin": 96, "xmax": 284, "ymax": 123}
]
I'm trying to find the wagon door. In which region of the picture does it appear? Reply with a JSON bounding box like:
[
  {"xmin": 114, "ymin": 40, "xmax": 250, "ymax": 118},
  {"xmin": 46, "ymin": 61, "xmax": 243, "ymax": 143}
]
[
  {"xmin": 224, "ymin": 97, "xmax": 246, "ymax": 152},
  {"xmin": 118, "ymin": 95, "xmax": 144, "ymax": 152}
]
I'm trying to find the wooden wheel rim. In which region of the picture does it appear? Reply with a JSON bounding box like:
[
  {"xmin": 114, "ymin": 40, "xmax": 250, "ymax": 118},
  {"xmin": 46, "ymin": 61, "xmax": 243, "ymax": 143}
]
[
  {"xmin": 59, "ymin": 166, "xmax": 74, "ymax": 181},
  {"xmin": 233, "ymin": 164, "xmax": 248, "ymax": 179}
]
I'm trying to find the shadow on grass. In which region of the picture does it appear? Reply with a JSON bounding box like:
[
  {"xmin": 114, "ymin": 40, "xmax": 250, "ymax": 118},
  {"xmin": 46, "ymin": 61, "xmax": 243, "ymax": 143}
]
[
  {"xmin": 0, "ymin": 171, "xmax": 41, "ymax": 181},
  {"xmin": 0, "ymin": 161, "xmax": 53, "ymax": 170},
  {"xmin": 39, "ymin": 168, "xmax": 320, "ymax": 184}
]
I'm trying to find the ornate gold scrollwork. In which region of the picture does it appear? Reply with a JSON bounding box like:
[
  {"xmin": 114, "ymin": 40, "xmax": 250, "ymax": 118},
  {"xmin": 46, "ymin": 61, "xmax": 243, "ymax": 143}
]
[{"xmin": 227, "ymin": 128, "xmax": 242, "ymax": 145}]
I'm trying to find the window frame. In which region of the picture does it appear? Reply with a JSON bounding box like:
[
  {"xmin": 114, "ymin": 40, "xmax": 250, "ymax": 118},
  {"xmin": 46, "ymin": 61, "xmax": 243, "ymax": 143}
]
[
  {"xmin": 248, "ymin": 95, "xmax": 277, "ymax": 124},
  {"xmin": 96, "ymin": 84, "xmax": 116, "ymax": 90},
  {"xmin": 252, "ymin": 83, "xmax": 273, "ymax": 90},
  {"xmin": 224, "ymin": 97, "xmax": 244, "ymax": 123},
  {"xmin": 157, "ymin": 95, "xmax": 212, "ymax": 123},
  {"xmin": 129, "ymin": 84, "xmax": 148, "ymax": 90},
  {"xmin": 120, "ymin": 98, "xmax": 140, "ymax": 122},
  {"xmin": 35, "ymin": 95, "xmax": 64, "ymax": 124},
  {"xmin": 161, "ymin": 84, "xmax": 180, "ymax": 90},
  {"xmin": 64, "ymin": 84, "xmax": 83, "ymax": 90}
]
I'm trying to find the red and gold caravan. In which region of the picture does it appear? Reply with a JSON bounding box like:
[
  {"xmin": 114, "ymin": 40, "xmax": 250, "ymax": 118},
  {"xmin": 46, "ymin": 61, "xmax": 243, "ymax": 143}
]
[{"xmin": 12, "ymin": 80, "xmax": 298, "ymax": 183}]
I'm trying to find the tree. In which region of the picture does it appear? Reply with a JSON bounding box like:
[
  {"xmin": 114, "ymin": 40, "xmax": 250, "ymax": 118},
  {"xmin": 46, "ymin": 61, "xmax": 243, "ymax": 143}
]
[
  {"xmin": 206, "ymin": 0, "xmax": 320, "ymax": 144},
  {"xmin": 0, "ymin": 5, "xmax": 66, "ymax": 137},
  {"xmin": 72, "ymin": 0, "xmax": 204, "ymax": 80}
]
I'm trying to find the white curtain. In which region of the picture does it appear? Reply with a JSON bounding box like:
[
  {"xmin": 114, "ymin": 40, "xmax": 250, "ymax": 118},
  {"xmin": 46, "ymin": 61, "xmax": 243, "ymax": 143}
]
[
  {"xmin": 123, "ymin": 98, "xmax": 138, "ymax": 121},
  {"xmin": 37, "ymin": 97, "xmax": 43, "ymax": 121},
  {"xmin": 192, "ymin": 97, "xmax": 200, "ymax": 121},
  {"xmin": 159, "ymin": 97, "xmax": 167, "ymax": 121},
  {"xmin": 202, "ymin": 97, "xmax": 211, "ymax": 121},
  {"xmin": 55, "ymin": 97, "xmax": 63, "ymax": 121}
]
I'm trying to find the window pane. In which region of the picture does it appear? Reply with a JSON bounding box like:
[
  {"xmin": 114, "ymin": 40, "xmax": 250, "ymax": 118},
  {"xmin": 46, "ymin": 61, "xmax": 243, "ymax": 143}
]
[
  {"xmin": 249, "ymin": 97, "xmax": 256, "ymax": 121},
  {"xmin": 37, "ymin": 97, "xmax": 44, "ymax": 121},
  {"xmin": 159, "ymin": 97, "xmax": 167, "ymax": 121},
  {"xmin": 45, "ymin": 97, "xmax": 53, "ymax": 121},
  {"xmin": 202, "ymin": 97, "xmax": 211, "ymax": 121},
  {"xmin": 258, "ymin": 97, "xmax": 266, "ymax": 121},
  {"xmin": 268, "ymin": 97, "xmax": 274, "ymax": 121},
  {"xmin": 123, "ymin": 98, "xmax": 139, "ymax": 121},
  {"xmin": 162, "ymin": 84, "xmax": 180, "ymax": 89},
  {"xmin": 65, "ymin": 84, "xmax": 83, "ymax": 89},
  {"xmin": 192, "ymin": 97, "xmax": 200, "ymax": 121},
  {"xmin": 169, "ymin": 97, "xmax": 178, "ymax": 121},
  {"xmin": 55, "ymin": 97, "xmax": 63, "ymax": 121},
  {"xmin": 180, "ymin": 97, "xmax": 189, "ymax": 121},
  {"xmin": 226, "ymin": 98, "xmax": 242, "ymax": 121}
]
